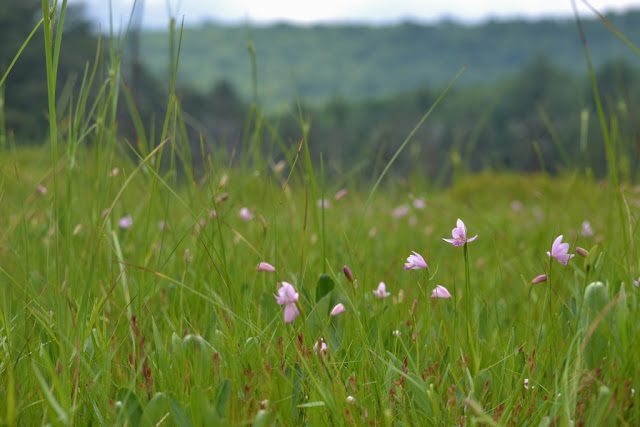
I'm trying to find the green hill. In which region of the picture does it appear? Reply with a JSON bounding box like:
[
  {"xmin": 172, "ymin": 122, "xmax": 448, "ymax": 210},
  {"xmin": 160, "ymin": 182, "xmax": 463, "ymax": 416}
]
[{"xmin": 139, "ymin": 11, "xmax": 640, "ymax": 107}]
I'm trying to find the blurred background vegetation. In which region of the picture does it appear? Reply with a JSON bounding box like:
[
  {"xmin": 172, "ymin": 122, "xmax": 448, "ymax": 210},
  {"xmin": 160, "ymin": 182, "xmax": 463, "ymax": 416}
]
[{"xmin": 1, "ymin": 1, "xmax": 639, "ymax": 182}]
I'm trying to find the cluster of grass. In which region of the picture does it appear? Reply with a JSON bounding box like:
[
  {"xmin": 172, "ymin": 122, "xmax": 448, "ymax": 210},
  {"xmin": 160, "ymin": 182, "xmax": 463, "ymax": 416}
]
[{"xmin": 1, "ymin": 2, "xmax": 640, "ymax": 425}]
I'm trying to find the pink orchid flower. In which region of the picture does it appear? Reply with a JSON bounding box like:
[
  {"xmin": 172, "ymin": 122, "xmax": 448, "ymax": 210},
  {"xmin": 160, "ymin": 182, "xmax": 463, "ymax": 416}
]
[
  {"xmin": 547, "ymin": 235, "xmax": 574, "ymax": 265},
  {"xmin": 373, "ymin": 282, "xmax": 391, "ymax": 298},
  {"xmin": 118, "ymin": 215, "xmax": 133, "ymax": 229},
  {"xmin": 392, "ymin": 205, "xmax": 410, "ymax": 219},
  {"xmin": 443, "ymin": 219, "xmax": 477, "ymax": 246},
  {"xmin": 404, "ymin": 251, "xmax": 428, "ymax": 270},
  {"xmin": 330, "ymin": 303, "xmax": 346, "ymax": 316},
  {"xmin": 274, "ymin": 282, "xmax": 300, "ymax": 323},
  {"xmin": 313, "ymin": 338, "xmax": 327, "ymax": 355},
  {"xmin": 239, "ymin": 207, "xmax": 253, "ymax": 222},
  {"xmin": 633, "ymin": 277, "xmax": 639, "ymax": 287},
  {"xmin": 317, "ymin": 199, "xmax": 330, "ymax": 208},
  {"xmin": 430, "ymin": 285, "xmax": 451, "ymax": 299},
  {"xmin": 257, "ymin": 262, "xmax": 276, "ymax": 272},
  {"xmin": 581, "ymin": 221, "xmax": 594, "ymax": 238}
]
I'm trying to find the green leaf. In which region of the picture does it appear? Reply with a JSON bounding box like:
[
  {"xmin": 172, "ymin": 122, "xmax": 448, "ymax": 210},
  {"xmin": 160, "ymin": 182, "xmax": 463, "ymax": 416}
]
[
  {"xmin": 170, "ymin": 396, "xmax": 192, "ymax": 427},
  {"xmin": 141, "ymin": 393, "xmax": 170, "ymax": 427},
  {"xmin": 215, "ymin": 378, "xmax": 232, "ymax": 418},
  {"xmin": 291, "ymin": 362, "xmax": 304, "ymax": 421},
  {"xmin": 315, "ymin": 274, "xmax": 335, "ymax": 303},
  {"xmin": 582, "ymin": 281, "xmax": 610, "ymax": 370},
  {"xmin": 32, "ymin": 362, "xmax": 69, "ymax": 425},
  {"xmin": 115, "ymin": 388, "xmax": 143, "ymax": 427}
]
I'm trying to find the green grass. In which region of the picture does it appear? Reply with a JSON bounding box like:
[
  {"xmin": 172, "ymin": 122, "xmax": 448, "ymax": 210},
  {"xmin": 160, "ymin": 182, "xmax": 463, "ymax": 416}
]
[
  {"xmin": 1, "ymin": 2, "xmax": 640, "ymax": 425},
  {"xmin": 2, "ymin": 148, "xmax": 639, "ymax": 424}
]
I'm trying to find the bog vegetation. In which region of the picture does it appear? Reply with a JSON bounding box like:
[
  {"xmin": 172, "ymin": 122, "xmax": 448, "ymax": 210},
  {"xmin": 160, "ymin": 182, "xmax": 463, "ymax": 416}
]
[{"xmin": 1, "ymin": 1, "xmax": 640, "ymax": 425}]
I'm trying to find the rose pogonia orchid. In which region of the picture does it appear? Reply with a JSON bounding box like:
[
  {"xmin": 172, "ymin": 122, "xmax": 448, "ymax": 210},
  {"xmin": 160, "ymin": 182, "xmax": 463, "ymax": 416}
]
[
  {"xmin": 443, "ymin": 218, "xmax": 477, "ymax": 246},
  {"xmin": 581, "ymin": 221, "xmax": 594, "ymax": 237},
  {"xmin": 313, "ymin": 338, "xmax": 327, "ymax": 355},
  {"xmin": 404, "ymin": 251, "xmax": 428, "ymax": 270},
  {"xmin": 373, "ymin": 282, "xmax": 391, "ymax": 298},
  {"xmin": 430, "ymin": 285, "xmax": 451, "ymax": 299},
  {"xmin": 119, "ymin": 215, "xmax": 133, "ymax": 229},
  {"xmin": 257, "ymin": 262, "xmax": 276, "ymax": 272},
  {"xmin": 330, "ymin": 303, "xmax": 346, "ymax": 316},
  {"xmin": 274, "ymin": 282, "xmax": 300, "ymax": 323},
  {"xmin": 547, "ymin": 235, "xmax": 574, "ymax": 265},
  {"xmin": 239, "ymin": 207, "xmax": 253, "ymax": 221},
  {"xmin": 392, "ymin": 205, "xmax": 410, "ymax": 219}
]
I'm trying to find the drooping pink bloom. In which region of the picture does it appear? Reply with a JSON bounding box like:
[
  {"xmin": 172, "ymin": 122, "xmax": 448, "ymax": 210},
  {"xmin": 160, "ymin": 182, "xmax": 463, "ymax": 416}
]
[
  {"xmin": 531, "ymin": 274, "xmax": 548, "ymax": 284},
  {"xmin": 274, "ymin": 282, "xmax": 299, "ymax": 323},
  {"xmin": 257, "ymin": 262, "xmax": 276, "ymax": 272},
  {"xmin": 119, "ymin": 215, "xmax": 133, "ymax": 229},
  {"xmin": 581, "ymin": 221, "xmax": 594, "ymax": 238},
  {"xmin": 334, "ymin": 189, "xmax": 348, "ymax": 201},
  {"xmin": 633, "ymin": 277, "xmax": 639, "ymax": 287},
  {"xmin": 373, "ymin": 282, "xmax": 391, "ymax": 298},
  {"xmin": 330, "ymin": 303, "xmax": 346, "ymax": 316},
  {"xmin": 404, "ymin": 251, "xmax": 428, "ymax": 270},
  {"xmin": 413, "ymin": 198, "xmax": 426, "ymax": 209},
  {"xmin": 430, "ymin": 285, "xmax": 451, "ymax": 299},
  {"xmin": 547, "ymin": 235, "xmax": 574, "ymax": 265},
  {"xmin": 239, "ymin": 207, "xmax": 253, "ymax": 222},
  {"xmin": 36, "ymin": 185, "xmax": 47, "ymax": 195},
  {"xmin": 443, "ymin": 218, "xmax": 478, "ymax": 246}
]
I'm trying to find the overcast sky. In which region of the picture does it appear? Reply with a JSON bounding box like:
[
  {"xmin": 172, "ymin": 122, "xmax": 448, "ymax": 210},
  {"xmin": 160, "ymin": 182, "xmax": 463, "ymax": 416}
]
[{"xmin": 70, "ymin": 0, "xmax": 639, "ymax": 29}]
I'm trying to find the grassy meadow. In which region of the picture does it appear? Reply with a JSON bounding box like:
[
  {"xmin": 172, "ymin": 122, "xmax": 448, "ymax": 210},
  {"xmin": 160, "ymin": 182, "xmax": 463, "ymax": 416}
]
[{"xmin": 1, "ymin": 2, "xmax": 640, "ymax": 426}]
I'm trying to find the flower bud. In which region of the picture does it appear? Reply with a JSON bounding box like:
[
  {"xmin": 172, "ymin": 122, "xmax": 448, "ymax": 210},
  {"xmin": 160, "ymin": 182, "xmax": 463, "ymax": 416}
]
[
  {"xmin": 531, "ymin": 274, "xmax": 548, "ymax": 284},
  {"xmin": 576, "ymin": 247, "xmax": 589, "ymax": 257},
  {"xmin": 257, "ymin": 262, "xmax": 275, "ymax": 272},
  {"xmin": 343, "ymin": 265, "xmax": 354, "ymax": 282}
]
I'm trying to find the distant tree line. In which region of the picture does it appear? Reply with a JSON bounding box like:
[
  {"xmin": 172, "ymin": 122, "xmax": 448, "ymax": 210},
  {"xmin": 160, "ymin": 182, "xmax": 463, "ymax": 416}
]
[{"xmin": 1, "ymin": 1, "xmax": 639, "ymax": 182}]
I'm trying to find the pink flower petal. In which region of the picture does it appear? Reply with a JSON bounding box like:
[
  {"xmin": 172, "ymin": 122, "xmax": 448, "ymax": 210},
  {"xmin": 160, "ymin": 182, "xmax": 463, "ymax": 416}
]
[{"xmin": 283, "ymin": 303, "xmax": 300, "ymax": 323}]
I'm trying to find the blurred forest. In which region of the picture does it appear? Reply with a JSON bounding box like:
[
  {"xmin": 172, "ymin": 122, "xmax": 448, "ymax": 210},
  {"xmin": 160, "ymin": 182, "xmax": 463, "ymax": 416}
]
[{"xmin": 1, "ymin": 1, "xmax": 639, "ymax": 181}]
